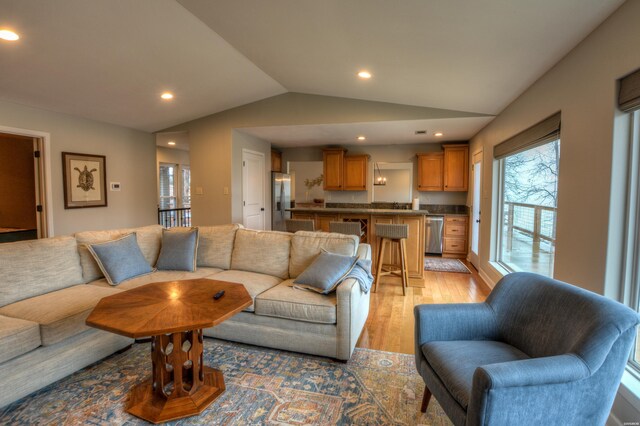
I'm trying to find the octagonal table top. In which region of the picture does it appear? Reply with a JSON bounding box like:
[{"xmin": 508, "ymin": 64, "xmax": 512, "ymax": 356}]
[{"xmin": 86, "ymin": 279, "xmax": 252, "ymax": 338}]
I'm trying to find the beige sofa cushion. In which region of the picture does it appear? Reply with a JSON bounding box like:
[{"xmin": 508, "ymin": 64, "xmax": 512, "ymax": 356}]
[
  {"xmin": 197, "ymin": 224, "xmax": 242, "ymax": 269},
  {"xmin": 75, "ymin": 225, "xmax": 162, "ymax": 282},
  {"xmin": 289, "ymin": 231, "xmax": 359, "ymax": 278},
  {"xmin": 89, "ymin": 267, "xmax": 224, "ymax": 290},
  {"xmin": 0, "ymin": 236, "xmax": 84, "ymax": 307},
  {"xmin": 0, "ymin": 315, "xmax": 41, "ymax": 364},
  {"xmin": 0, "ymin": 285, "xmax": 121, "ymax": 346},
  {"xmin": 255, "ymin": 280, "xmax": 337, "ymax": 324},
  {"xmin": 231, "ymin": 229, "xmax": 291, "ymax": 279},
  {"xmin": 212, "ymin": 270, "xmax": 282, "ymax": 312}
]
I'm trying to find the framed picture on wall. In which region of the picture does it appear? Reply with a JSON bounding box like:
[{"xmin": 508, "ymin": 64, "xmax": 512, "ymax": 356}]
[{"xmin": 62, "ymin": 152, "xmax": 107, "ymax": 209}]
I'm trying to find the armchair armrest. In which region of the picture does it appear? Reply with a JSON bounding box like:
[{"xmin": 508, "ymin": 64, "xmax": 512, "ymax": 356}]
[
  {"xmin": 474, "ymin": 354, "xmax": 591, "ymax": 389},
  {"xmin": 467, "ymin": 354, "xmax": 593, "ymax": 426},
  {"xmin": 414, "ymin": 303, "xmax": 498, "ymax": 346}
]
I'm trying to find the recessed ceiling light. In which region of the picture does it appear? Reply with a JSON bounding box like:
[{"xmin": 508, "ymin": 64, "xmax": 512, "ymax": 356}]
[
  {"xmin": 357, "ymin": 136, "xmax": 366, "ymax": 141},
  {"xmin": 168, "ymin": 141, "xmax": 176, "ymax": 146},
  {"xmin": 160, "ymin": 92, "xmax": 174, "ymax": 100},
  {"xmin": 357, "ymin": 71, "xmax": 372, "ymax": 79},
  {"xmin": 0, "ymin": 30, "xmax": 19, "ymax": 41},
  {"xmin": 434, "ymin": 132, "xmax": 444, "ymax": 137}
]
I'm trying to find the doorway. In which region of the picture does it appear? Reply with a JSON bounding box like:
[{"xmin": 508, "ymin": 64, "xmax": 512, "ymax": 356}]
[
  {"xmin": 0, "ymin": 132, "xmax": 48, "ymax": 242},
  {"xmin": 242, "ymin": 149, "xmax": 265, "ymax": 230},
  {"xmin": 469, "ymin": 150, "xmax": 482, "ymax": 269}
]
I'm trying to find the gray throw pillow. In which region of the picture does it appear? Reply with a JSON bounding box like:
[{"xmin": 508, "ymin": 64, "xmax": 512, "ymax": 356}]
[
  {"xmin": 293, "ymin": 250, "xmax": 358, "ymax": 294},
  {"xmin": 87, "ymin": 233, "xmax": 154, "ymax": 285},
  {"xmin": 156, "ymin": 227, "xmax": 199, "ymax": 272}
]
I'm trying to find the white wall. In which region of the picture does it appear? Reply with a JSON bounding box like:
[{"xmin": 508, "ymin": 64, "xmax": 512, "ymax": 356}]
[
  {"xmin": 289, "ymin": 161, "xmax": 324, "ymax": 203},
  {"xmin": 156, "ymin": 146, "xmax": 190, "ymax": 166},
  {"xmin": 469, "ymin": 0, "xmax": 640, "ymax": 297},
  {"xmin": 0, "ymin": 99, "xmax": 156, "ymax": 236}
]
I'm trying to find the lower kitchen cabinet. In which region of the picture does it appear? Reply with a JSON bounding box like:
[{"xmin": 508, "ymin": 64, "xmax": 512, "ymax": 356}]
[{"xmin": 443, "ymin": 215, "xmax": 468, "ymax": 258}]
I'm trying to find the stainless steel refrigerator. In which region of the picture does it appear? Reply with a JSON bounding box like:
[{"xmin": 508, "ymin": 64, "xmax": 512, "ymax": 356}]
[{"xmin": 271, "ymin": 172, "xmax": 291, "ymax": 231}]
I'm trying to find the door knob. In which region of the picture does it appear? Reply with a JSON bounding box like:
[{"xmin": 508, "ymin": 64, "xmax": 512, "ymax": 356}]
[
  {"xmin": 476, "ymin": 219, "xmax": 480, "ymax": 223},
  {"xmin": 261, "ymin": 208, "xmax": 265, "ymax": 211}
]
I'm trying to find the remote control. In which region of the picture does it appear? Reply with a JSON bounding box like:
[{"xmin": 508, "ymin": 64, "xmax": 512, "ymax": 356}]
[{"xmin": 213, "ymin": 290, "xmax": 225, "ymax": 300}]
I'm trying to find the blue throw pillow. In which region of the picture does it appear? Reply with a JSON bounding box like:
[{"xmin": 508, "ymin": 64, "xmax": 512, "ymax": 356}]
[
  {"xmin": 293, "ymin": 250, "xmax": 358, "ymax": 294},
  {"xmin": 156, "ymin": 227, "xmax": 199, "ymax": 272},
  {"xmin": 87, "ymin": 233, "xmax": 154, "ymax": 285}
]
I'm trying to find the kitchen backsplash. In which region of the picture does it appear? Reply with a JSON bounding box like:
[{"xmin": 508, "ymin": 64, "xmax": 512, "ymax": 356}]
[{"xmin": 325, "ymin": 202, "xmax": 469, "ymax": 215}]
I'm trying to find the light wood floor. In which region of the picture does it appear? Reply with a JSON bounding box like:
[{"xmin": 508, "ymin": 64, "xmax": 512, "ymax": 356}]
[{"xmin": 356, "ymin": 259, "xmax": 491, "ymax": 355}]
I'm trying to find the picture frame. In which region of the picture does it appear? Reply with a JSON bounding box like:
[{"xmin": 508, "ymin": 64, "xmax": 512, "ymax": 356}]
[{"xmin": 62, "ymin": 152, "xmax": 107, "ymax": 209}]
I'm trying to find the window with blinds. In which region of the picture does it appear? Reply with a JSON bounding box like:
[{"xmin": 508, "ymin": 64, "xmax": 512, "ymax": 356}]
[
  {"xmin": 159, "ymin": 163, "xmax": 177, "ymax": 209},
  {"xmin": 494, "ymin": 113, "xmax": 561, "ymax": 277}
]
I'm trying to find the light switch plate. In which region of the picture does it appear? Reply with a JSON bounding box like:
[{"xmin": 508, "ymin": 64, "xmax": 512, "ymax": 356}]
[
  {"xmin": 223, "ymin": 186, "xmax": 229, "ymax": 195},
  {"xmin": 195, "ymin": 186, "xmax": 203, "ymax": 195}
]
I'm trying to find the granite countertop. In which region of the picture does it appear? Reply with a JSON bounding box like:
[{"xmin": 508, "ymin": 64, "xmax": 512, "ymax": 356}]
[{"xmin": 287, "ymin": 206, "xmax": 468, "ymax": 216}]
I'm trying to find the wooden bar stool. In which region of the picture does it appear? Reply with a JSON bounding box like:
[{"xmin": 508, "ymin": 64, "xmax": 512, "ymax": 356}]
[{"xmin": 373, "ymin": 223, "xmax": 409, "ymax": 296}]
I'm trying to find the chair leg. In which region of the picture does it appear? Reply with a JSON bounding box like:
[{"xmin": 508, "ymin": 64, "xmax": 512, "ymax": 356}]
[
  {"xmin": 402, "ymin": 239, "xmax": 410, "ymax": 290},
  {"xmin": 374, "ymin": 238, "xmax": 386, "ymax": 293},
  {"xmin": 421, "ymin": 386, "xmax": 432, "ymax": 413},
  {"xmin": 399, "ymin": 238, "xmax": 407, "ymax": 296}
]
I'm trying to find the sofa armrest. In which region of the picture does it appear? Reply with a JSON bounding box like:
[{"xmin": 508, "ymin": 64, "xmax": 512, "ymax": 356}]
[
  {"xmin": 356, "ymin": 243, "xmax": 371, "ymax": 260},
  {"xmin": 335, "ymin": 276, "xmax": 370, "ymax": 360}
]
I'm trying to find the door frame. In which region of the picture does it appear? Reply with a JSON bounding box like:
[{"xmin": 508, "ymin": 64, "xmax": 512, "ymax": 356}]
[
  {"xmin": 242, "ymin": 149, "xmax": 266, "ymax": 230},
  {"xmin": 469, "ymin": 149, "xmax": 483, "ymax": 269},
  {"xmin": 0, "ymin": 125, "xmax": 53, "ymax": 237}
]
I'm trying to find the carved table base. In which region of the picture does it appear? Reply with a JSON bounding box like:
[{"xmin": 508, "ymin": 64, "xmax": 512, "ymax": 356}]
[{"xmin": 127, "ymin": 329, "xmax": 225, "ymax": 424}]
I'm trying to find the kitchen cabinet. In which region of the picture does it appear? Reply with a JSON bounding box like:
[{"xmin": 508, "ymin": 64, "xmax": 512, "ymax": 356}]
[
  {"xmin": 443, "ymin": 215, "xmax": 468, "ymax": 258},
  {"xmin": 323, "ymin": 149, "xmax": 368, "ymax": 191},
  {"xmin": 271, "ymin": 150, "xmax": 282, "ymax": 173},
  {"xmin": 443, "ymin": 144, "xmax": 469, "ymax": 191},
  {"xmin": 323, "ymin": 149, "xmax": 345, "ymax": 190},
  {"xmin": 416, "ymin": 153, "xmax": 444, "ymax": 191},
  {"xmin": 343, "ymin": 155, "xmax": 368, "ymax": 191},
  {"xmin": 316, "ymin": 214, "xmax": 339, "ymax": 232}
]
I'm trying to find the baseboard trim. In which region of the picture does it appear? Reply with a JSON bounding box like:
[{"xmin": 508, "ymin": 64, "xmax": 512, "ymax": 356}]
[{"xmin": 478, "ymin": 267, "xmax": 497, "ymax": 289}]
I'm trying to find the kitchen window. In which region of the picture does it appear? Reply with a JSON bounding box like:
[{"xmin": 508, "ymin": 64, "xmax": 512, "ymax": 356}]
[{"xmin": 493, "ymin": 113, "xmax": 561, "ymax": 277}]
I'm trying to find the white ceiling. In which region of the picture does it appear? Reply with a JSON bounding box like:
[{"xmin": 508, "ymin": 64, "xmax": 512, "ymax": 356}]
[
  {"xmin": 0, "ymin": 0, "xmax": 625, "ymax": 135},
  {"xmin": 239, "ymin": 117, "xmax": 495, "ymax": 148}
]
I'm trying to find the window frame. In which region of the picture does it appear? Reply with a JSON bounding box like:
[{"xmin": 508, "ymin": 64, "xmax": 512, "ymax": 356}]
[
  {"xmin": 158, "ymin": 162, "xmax": 190, "ymax": 209},
  {"xmin": 493, "ymin": 139, "xmax": 560, "ymax": 277}
]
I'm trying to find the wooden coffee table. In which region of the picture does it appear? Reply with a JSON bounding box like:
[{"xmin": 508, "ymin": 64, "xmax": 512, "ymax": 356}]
[{"xmin": 86, "ymin": 279, "xmax": 251, "ymax": 424}]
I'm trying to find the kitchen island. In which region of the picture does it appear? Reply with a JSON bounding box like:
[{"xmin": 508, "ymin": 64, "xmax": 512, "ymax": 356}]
[{"xmin": 288, "ymin": 205, "xmax": 469, "ymax": 282}]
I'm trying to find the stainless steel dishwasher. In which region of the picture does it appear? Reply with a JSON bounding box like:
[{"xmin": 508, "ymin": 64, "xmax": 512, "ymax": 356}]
[{"xmin": 425, "ymin": 216, "xmax": 444, "ymax": 254}]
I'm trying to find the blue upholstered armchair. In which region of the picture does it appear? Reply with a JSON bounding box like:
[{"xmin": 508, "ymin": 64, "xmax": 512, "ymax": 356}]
[{"xmin": 415, "ymin": 272, "xmax": 640, "ymax": 426}]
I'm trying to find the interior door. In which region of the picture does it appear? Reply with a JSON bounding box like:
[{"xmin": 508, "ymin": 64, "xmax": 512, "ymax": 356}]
[
  {"xmin": 469, "ymin": 150, "xmax": 482, "ymax": 269},
  {"xmin": 242, "ymin": 149, "xmax": 265, "ymax": 230}
]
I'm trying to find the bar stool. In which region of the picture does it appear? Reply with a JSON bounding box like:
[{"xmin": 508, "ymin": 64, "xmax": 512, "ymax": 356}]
[
  {"xmin": 285, "ymin": 219, "xmax": 315, "ymax": 232},
  {"xmin": 329, "ymin": 221, "xmax": 362, "ymax": 238},
  {"xmin": 373, "ymin": 223, "xmax": 409, "ymax": 296}
]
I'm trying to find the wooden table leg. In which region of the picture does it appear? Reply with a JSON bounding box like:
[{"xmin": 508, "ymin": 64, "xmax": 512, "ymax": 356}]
[{"xmin": 127, "ymin": 329, "xmax": 225, "ymax": 424}]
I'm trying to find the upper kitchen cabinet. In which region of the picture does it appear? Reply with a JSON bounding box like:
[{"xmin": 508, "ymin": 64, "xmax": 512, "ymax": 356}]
[
  {"xmin": 343, "ymin": 155, "xmax": 368, "ymax": 191},
  {"xmin": 323, "ymin": 149, "xmax": 368, "ymax": 191},
  {"xmin": 271, "ymin": 150, "xmax": 282, "ymax": 172},
  {"xmin": 443, "ymin": 144, "xmax": 469, "ymax": 192},
  {"xmin": 323, "ymin": 148, "xmax": 345, "ymax": 190},
  {"xmin": 416, "ymin": 153, "xmax": 443, "ymax": 191}
]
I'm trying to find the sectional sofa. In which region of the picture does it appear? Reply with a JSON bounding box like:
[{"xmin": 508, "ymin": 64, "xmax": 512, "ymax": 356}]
[{"xmin": 0, "ymin": 224, "xmax": 371, "ymax": 408}]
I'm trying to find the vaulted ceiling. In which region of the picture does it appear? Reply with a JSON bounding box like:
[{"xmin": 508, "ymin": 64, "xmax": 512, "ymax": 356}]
[{"xmin": 0, "ymin": 0, "xmax": 625, "ymax": 135}]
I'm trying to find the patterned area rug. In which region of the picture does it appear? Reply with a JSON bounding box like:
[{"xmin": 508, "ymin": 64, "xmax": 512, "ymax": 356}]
[
  {"xmin": 424, "ymin": 258, "xmax": 471, "ymax": 274},
  {"xmin": 0, "ymin": 339, "xmax": 452, "ymax": 425}
]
